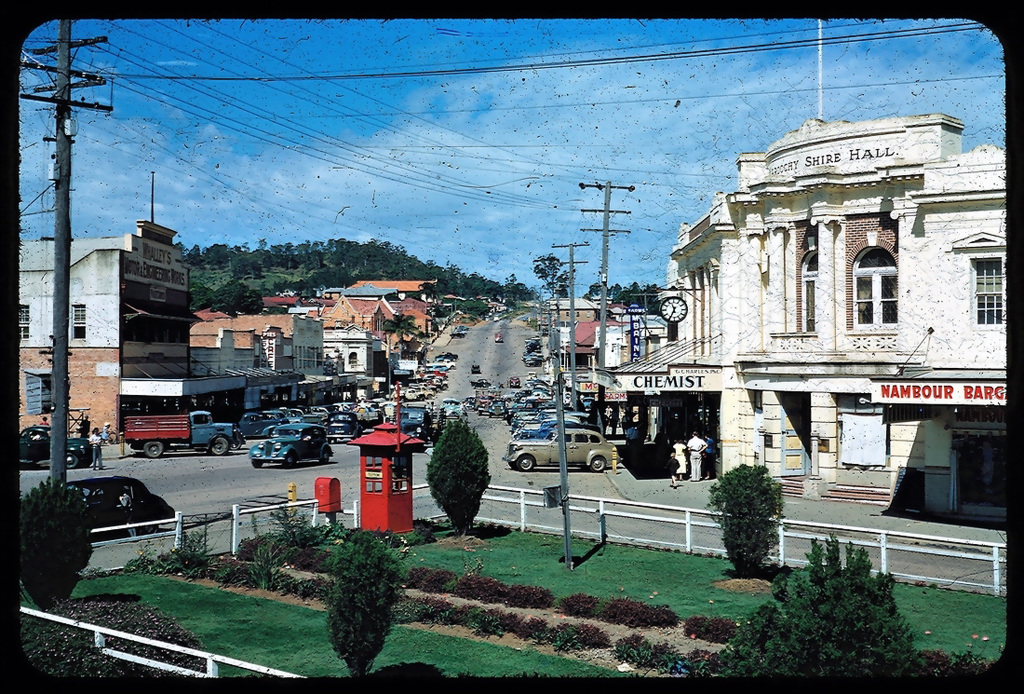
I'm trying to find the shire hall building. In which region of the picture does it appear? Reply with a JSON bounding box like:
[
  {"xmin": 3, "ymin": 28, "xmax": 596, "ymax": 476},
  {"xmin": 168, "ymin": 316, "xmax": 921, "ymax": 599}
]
[{"xmin": 617, "ymin": 114, "xmax": 1006, "ymax": 525}]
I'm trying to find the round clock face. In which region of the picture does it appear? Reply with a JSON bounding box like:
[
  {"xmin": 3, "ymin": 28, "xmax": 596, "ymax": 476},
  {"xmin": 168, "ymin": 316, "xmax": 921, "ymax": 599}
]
[{"xmin": 660, "ymin": 296, "xmax": 688, "ymax": 322}]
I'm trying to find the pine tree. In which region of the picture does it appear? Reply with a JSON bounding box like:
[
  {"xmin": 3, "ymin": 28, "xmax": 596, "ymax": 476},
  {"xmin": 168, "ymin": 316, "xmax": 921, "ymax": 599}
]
[
  {"xmin": 426, "ymin": 418, "xmax": 491, "ymax": 536},
  {"xmin": 20, "ymin": 479, "xmax": 93, "ymax": 609},
  {"xmin": 720, "ymin": 535, "xmax": 922, "ymax": 677}
]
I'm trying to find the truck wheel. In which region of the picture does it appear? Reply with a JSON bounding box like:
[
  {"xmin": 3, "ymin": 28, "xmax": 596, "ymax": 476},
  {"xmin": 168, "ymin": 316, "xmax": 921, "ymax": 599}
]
[
  {"xmin": 143, "ymin": 441, "xmax": 164, "ymax": 459},
  {"xmin": 516, "ymin": 454, "xmax": 536, "ymax": 472},
  {"xmin": 251, "ymin": 459, "xmax": 263, "ymax": 468},
  {"xmin": 209, "ymin": 436, "xmax": 230, "ymax": 456},
  {"xmin": 283, "ymin": 451, "xmax": 298, "ymax": 469},
  {"xmin": 589, "ymin": 456, "xmax": 608, "ymax": 473}
]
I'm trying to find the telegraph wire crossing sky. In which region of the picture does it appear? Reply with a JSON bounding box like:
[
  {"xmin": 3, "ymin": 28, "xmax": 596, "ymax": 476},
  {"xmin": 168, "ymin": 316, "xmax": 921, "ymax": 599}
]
[{"xmin": 17, "ymin": 18, "xmax": 1005, "ymax": 293}]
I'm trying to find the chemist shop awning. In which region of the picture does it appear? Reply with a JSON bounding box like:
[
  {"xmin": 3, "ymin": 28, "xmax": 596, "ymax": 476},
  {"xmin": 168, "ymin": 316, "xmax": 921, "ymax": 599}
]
[{"xmin": 609, "ymin": 341, "xmax": 723, "ymax": 393}]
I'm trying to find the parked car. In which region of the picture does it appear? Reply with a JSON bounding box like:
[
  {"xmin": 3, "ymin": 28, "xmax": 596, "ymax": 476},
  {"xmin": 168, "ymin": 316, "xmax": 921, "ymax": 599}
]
[
  {"xmin": 502, "ymin": 429, "xmax": 617, "ymax": 472},
  {"xmin": 326, "ymin": 411, "xmax": 362, "ymax": 443},
  {"xmin": 237, "ymin": 411, "xmax": 290, "ymax": 438},
  {"xmin": 471, "ymin": 364, "xmax": 482, "ymax": 374},
  {"xmin": 495, "ymin": 333, "xmax": 504, "ymax": 343},
  {"xmin": 19, "ymin": 426, "xmax": 92, "ymax": 469},
  {"xmin": 507, "ymin": 376, "xmax": 521, "ymax": 389},
  {"xmin": 249, "ymin": 423, "xmax": 332, "ymax": 469},
  {"xmin": 487, "ymin": 401, "xmax": 508, "ymax": 419},
  {"xmin": 470, "ymin": 378, "xmax": 492, "ymax": 388},
  {"xmin": 67, "ymin": 476, "xmax": 175, "ymax": 537}
]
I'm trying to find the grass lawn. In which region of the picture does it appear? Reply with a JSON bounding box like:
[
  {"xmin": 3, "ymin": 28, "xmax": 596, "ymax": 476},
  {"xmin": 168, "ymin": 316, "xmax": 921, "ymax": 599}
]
[
  {"xmin": 43, "ymin": 526, "xmax": 1005, "ymax": 676},
  {"xmin": 66, "ymin": 573, "xmax": 622, "ymax": 678}
]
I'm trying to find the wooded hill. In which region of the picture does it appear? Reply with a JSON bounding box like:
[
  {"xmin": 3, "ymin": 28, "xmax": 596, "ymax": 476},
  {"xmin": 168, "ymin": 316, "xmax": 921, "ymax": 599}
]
[{"xmin": 178, "ymin": 237, "xmax": 535, "ymax": 314}]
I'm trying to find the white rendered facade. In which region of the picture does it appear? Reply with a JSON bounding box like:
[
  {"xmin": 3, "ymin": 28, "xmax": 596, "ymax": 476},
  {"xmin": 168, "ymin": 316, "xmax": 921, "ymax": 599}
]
[{"xmin": 661, "ymin": 114, "xmax": 1005, "ymax": 523}]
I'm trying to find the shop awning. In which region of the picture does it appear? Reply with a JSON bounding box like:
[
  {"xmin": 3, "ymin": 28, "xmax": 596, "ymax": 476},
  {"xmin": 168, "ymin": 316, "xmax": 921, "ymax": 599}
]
[{"xmin": 123, "ymin": 302, "xmax": 200, "ymax": 322}]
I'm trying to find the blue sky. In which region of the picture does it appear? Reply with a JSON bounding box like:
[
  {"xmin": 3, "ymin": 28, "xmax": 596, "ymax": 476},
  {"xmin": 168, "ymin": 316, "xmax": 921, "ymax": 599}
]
[{"xmin": 17, "ymin": 18, "xmax": 1005, "ymax": 293}]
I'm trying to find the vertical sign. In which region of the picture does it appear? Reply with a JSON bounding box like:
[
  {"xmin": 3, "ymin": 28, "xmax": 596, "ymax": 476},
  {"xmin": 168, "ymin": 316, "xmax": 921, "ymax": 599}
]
[{"xmin": 627, "ymin": 303, "xmax": 645, "ymax": 362}]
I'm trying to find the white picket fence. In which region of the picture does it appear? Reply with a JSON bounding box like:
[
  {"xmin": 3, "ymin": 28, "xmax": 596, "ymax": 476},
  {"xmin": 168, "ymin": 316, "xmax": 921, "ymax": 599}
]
[{"xmin": 20, "ymin": 607, "xmax": 302, "ymax": 677}]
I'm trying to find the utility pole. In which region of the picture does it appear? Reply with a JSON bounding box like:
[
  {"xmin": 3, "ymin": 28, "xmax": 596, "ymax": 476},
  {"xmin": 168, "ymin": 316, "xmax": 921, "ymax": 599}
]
[
  {"xmin": 580, "ymin": 181, "xmax": 633, "ymax": 371},
  {"xmin": 21, "ymin": 20, "xmax": 109, "ymax": 483},
  {"xmin": 552, "ymin": 242, "xmax": 588, "ymax": 410}
]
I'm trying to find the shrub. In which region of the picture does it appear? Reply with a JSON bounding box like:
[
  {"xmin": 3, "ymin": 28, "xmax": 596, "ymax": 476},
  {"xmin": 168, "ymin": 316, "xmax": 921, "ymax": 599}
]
[
  {"xmin": 684, "ymin": 615, "xmax": 737, "ymax": 643},
  {"xmin": 599, "ymin": 598, "xmax": 678, "ymax": 628},
  {"xmin": 706, "ymin": 464, "xmax": 784, "ymax": 578},
  {"xmin": 454, "ymin": 574, "xmax": 509, "ymax": 603},
  {"xmin": 325, "ymin": 531, "xmax": 404, "ymax": 677},
  {"xmin": 268, "ymin": 507, "xmax": 322, "ymax": 548},
  {"xmin": 19, "ymin": 479, "xmax": 93, "ymax": 610},
  {"xmin": 557, "ymin": 592, "xmax": 601, "ymax": 617},
  {"xmin": 153, "ymin": 529, "xmax": 213, "ymax": 579},
  {"xmin": 21, "ymin": 596, "xmax": 205, "ymax": 676},
  {"xmin": 513, "ymin": 617, "xmax": 551, "ymax": 641},
  {"xmin": 917, "ymin": 649, "xmax": 995, "ymax": 676},
  {"xmin": 287, "ymin": 545, "xmax": 330, "ymax": 573},
  {"xmin": 467, "ymin": 608, "xmax": 506, "ymax": 637},
  {"xmin": 719, "ymin": 535, "xmax": 922, "ymax": 677},
  {"xmin": 683, "ymin": 649, "xmax": 723, "ymax": 677},
  {"xmin": 404, "ymin": 566, "xmax": 457, "ymax": 593},
  {"xmin": 400, "ymin": 595, "xmax": 460, "ymax": 625},
  {"xmin": 614, "ymin": 634, "xmax": 655, "ymax": 667},
  {"xmin": 426, "ymin": 418, "xmax": 491, "ymax": 536},
  {"xmin": 504, "ymin": 584, "xmax": 554, "ymax": 609}
]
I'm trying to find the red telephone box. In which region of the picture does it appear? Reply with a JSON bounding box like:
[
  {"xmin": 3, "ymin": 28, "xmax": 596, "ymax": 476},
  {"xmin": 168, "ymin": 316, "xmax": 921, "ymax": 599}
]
[{"xmin": 347, "ymin": 423, "xmax": 425, "ymax": 533}]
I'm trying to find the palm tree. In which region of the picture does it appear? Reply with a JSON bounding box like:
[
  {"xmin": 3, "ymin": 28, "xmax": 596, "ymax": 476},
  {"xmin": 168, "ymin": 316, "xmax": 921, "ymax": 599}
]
[{"xmin": 382, "ymin": 314, "xmax": 423, "ymax": 358}]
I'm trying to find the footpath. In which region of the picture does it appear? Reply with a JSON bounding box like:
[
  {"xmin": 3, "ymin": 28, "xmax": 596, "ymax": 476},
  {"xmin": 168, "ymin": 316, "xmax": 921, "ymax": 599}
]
[{"xmin": 601, "ymin": 437, "xmax": 1006, "ymax": 545}]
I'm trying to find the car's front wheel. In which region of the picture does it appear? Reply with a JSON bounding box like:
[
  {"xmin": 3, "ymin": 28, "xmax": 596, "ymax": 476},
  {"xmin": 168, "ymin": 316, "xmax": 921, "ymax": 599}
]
[
  {"xmin": 66, "ymin": 452, "xmax": 83, "ymax": 470},
  {"xmin": 516, "ymin": 454, "xmax": 536, "ymax": 472},
  {"xmin": 208, "ymin": 436, "xmax": 230, "ymax": 456},
  {"xmin": 251, "ymin": 458, "xmax": 263, "ymax": 469}
]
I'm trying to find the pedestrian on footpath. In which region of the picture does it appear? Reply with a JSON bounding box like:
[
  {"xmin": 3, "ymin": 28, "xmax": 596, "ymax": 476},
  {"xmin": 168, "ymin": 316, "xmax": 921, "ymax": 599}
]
[
  {"xmin": 669, "ymin": 438, "xmax": 687, "ymax": 488},
  {"xmin": 687, "ymin": 431, "xmax": 707, "ymax": 482},
  {"xmin": 89, "ymin": 427, "xmax": 104, "ymax": 470}
]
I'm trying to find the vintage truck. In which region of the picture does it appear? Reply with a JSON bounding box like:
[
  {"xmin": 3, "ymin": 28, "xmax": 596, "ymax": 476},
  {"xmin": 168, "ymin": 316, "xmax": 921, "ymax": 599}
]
[{"xmin": 123, "ymin": 411, "xmax": 238, "ymax": 458}]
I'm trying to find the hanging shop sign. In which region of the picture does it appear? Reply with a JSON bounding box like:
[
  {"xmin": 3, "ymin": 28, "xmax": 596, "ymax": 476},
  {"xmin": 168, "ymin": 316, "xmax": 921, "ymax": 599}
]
[
  {"xmin": 870, "ymin": 381, "xmax": 1006, "ymax": 406},
  {"xmin": 618, "ymin": 366, "xmax": 722, "ymax": 392}
]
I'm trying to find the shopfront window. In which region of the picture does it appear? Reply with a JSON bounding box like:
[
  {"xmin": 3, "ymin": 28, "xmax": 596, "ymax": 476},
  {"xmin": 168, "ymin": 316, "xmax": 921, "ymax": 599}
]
[{"xmin": 953, "ymin": 431, "xmax": 1005, "ymax": 509}]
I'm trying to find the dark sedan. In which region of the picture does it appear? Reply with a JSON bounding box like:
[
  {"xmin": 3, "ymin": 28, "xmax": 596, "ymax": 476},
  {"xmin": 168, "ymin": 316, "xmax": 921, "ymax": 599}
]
[{"xmin": 67, "ymin": 476, "xmax": 176, "ymax": 537}]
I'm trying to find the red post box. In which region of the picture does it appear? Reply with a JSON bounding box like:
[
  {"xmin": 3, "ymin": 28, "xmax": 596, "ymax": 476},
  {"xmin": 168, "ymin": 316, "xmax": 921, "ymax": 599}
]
[
  {"xmin": 315, "ymin": 477, "xmax": 341, "ymax": 513},
  {"xmin": 347, "ymin": 423, "xmax": 425, "ymax": 533}
]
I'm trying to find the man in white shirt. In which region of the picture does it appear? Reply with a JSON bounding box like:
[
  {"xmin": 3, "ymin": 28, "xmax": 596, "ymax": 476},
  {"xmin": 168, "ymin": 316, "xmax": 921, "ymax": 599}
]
[{"xmin": 687, "ymin": 431, "xmax": 708, "ymax": 482}]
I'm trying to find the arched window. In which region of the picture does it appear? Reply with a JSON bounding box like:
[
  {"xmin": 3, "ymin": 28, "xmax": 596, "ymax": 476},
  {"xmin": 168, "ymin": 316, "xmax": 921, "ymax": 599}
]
[
  {"xmin": 802, "ymin": 252, "xmax": 818, "ymax": 332},
  {"xmin": 348, "ymin": 351, "xmax": 359, "ymax": 368},
  {"xmin": 854, "ymin": 248, "xmax": 897, "ymax": 326}
]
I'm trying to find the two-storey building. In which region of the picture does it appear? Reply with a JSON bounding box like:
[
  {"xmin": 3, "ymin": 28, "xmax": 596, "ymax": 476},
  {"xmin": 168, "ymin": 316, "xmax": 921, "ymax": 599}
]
[{"xmin": 617, "ymin": 114, "xmax": 1005, "ymax": 524}]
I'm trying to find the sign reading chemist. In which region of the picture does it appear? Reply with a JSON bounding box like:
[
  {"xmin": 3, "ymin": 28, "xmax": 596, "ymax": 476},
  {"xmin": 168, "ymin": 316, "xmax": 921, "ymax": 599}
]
[{"xmin": 621, "ymin": 366, "xmax": 722, "ymax": 392}]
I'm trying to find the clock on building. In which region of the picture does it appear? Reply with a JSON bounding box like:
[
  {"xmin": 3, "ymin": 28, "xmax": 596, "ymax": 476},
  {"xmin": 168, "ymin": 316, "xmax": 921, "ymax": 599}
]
[{"xmin": 659, "ymin": 296, "xmax": 688, "ymax": 322}]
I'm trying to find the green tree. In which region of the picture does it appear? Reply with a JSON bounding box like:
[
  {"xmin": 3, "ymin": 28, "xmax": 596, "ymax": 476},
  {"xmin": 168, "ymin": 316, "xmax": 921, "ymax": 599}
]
[
  {"xmin": 20, "ymin": 479, "xmax": 93, "ymax": 609},
  {"xmin": 426, "ymin": 418, "xmax": 491, "ymax": 536},
  {"xmin": 719, "ymin": 536, "xmax": 922, "ymax": 677},
  {"xmin": 324, "ymin": 531, "xmax": 404, "ymax": 677},
  {"xmin": 533, "ymin": 254, "xmax": 568, "ymax": 298},
  {"xmin": 706, "ymin": 464, "xmax": 783, "ymax": 578}
]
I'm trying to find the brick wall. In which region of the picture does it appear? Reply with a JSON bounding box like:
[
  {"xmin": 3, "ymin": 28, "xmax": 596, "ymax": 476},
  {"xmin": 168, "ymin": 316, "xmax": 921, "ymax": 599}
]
[{"xmin": 19, "ymin": 346, "xmax": 121, "ymax": 434}]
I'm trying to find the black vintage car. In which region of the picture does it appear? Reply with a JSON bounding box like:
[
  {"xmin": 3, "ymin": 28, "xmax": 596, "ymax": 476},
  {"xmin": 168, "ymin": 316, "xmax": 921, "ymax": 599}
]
[
  {"xmin": 67, "ymin": 476, "xmax": 176, "ymax": 536},
  {"xmin": 326, "ymin": 411, "xmax": 362, "ymax": 444},
  {"xmin": 19, "ymin": 426, "xmax": 92, "ymax": 469}
]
